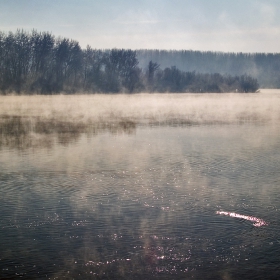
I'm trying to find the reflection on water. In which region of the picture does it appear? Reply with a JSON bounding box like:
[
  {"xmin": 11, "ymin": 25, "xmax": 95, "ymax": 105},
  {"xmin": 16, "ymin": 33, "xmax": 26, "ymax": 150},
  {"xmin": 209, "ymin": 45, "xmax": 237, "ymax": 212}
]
[
  {"xmin": 0, "ymin": 116, "xmax": 136, "ymax": 150},
  {"xmin": 0, "ymin": 117, "xmax": 280, "ymax": 279}
]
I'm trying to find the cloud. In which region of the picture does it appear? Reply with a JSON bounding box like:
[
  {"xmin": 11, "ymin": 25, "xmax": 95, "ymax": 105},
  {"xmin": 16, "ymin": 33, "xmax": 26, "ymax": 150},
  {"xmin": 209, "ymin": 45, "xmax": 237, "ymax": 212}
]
[{"xmin": 259, "ymin": 3, "xmax": 276, "ymax": 25}]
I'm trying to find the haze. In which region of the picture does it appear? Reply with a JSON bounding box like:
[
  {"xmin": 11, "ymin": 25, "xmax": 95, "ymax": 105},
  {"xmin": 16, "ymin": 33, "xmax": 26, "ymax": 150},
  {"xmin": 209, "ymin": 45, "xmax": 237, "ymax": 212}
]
[
  {"xmin": 1, "ymin": 0, "xmax": 280, "ymax": 52},
  {"xmin": 1, "ymin": 91, "xmax": 280, "ymax": 125}
]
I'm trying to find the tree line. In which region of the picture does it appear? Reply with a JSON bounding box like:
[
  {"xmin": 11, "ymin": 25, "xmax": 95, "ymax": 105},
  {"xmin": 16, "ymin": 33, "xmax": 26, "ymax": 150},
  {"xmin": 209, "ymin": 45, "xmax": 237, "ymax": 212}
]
[
  {"xmin": 137, "ymin": 50, "xmax": 280, "ymax": 88},
  {"xmin": 0, "ymin": 30, "xmax": 259, "ymax": 94}
]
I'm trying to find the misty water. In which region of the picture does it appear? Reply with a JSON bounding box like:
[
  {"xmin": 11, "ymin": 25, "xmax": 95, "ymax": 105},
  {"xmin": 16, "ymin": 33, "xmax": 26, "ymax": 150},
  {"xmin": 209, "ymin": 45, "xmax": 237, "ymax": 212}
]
[{"xmin": 1, "ymin": 95, "xmax": 280, "ymax": 279}]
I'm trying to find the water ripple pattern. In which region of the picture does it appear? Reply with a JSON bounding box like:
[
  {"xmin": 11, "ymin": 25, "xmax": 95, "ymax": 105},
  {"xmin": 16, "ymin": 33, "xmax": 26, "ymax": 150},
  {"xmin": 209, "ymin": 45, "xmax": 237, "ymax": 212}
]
[{"xmin": 0, "ymin": 123, "xmax": 280, "ymax": 279}]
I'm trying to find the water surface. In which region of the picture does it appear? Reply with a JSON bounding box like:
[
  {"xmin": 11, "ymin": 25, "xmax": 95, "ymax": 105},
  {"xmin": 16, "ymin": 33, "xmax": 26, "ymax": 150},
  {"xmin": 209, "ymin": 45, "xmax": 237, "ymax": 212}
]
[{"xmin": 0, "ymin": 118, "xmax": 280, "ymax": 279}]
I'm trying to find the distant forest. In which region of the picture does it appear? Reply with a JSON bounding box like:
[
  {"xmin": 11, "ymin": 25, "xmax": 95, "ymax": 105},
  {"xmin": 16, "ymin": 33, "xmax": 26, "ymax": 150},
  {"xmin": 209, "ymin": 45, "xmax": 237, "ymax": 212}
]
[
  {"xmin": 0, "ymin": 30, "xmax": 265, "ymax": 94},
  {"xmin": 137, "ymin": 50, "xmax": 280, "ymax": 88}
]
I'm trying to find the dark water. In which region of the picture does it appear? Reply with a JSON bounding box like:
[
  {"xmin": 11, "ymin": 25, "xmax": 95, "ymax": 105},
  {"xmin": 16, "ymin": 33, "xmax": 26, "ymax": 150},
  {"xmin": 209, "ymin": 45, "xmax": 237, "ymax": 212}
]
[{"xmin": 1, "ymin": 121, "xmax": 280, "ymax": 279}]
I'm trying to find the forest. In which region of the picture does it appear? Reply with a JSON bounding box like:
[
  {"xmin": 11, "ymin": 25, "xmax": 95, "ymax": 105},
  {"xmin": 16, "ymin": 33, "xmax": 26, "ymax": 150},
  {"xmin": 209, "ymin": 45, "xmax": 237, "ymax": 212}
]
[
  {"xmin": 137, "ymin": 50, "xmax": 280, "ymax": 88},
  {"xmin": 0, "ymin": 30, "xmax": 261, "ymax": 94}
]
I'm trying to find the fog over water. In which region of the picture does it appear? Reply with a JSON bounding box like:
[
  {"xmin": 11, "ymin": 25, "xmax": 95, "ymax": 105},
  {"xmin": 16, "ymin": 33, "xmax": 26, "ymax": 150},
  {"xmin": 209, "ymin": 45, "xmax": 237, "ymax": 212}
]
[
  {"xmin": 0, "ymin": 91, "xmax": 280, "ymax": 279},
  {"xmin": 1, "ymin": 90, "xmax": 280, "ymax": 125}
]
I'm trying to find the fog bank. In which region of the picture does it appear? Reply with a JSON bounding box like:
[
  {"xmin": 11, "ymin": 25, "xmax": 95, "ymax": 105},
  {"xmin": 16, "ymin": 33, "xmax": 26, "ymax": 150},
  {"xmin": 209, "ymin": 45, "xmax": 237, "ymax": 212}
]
[{"xmin": 0, "ymin": 90, "xmax": 280, "ymax": 126}]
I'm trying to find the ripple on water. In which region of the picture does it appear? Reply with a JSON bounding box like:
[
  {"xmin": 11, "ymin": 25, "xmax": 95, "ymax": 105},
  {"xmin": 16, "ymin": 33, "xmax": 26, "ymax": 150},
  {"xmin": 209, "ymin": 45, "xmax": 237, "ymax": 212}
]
[{"xmin": 0, "ymin": 124, "xmax": 280, "ymax": 279}]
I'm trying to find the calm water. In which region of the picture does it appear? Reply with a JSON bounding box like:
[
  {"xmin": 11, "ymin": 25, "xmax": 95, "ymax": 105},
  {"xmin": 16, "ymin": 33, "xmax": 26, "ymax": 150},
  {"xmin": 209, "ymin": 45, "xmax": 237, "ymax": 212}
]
[{"xmin": 0, "ymin": 121, "xmax": 280, "ymax": 279}]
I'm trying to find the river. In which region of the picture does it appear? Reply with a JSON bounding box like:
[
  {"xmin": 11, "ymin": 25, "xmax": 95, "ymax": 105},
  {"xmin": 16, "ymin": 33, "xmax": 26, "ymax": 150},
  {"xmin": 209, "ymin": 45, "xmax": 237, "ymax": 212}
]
[{"xmin": 0, "ymin": 93, "xmax": 280, "ymax": 279}]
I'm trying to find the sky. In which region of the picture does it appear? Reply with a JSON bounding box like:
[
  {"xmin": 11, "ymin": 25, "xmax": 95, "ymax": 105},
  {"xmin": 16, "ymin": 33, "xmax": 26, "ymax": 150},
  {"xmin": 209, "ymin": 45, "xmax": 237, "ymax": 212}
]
[{"xmin": 0, "ymin": 0, "xmax": 280, "ymax": 53}]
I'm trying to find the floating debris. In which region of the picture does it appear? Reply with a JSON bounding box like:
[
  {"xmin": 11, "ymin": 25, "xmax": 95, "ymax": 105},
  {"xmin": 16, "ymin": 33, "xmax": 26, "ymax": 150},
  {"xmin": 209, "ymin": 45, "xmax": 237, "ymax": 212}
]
[{"xmin": 216, "ymin": 211, "xmax": 268, "ymax": 227}]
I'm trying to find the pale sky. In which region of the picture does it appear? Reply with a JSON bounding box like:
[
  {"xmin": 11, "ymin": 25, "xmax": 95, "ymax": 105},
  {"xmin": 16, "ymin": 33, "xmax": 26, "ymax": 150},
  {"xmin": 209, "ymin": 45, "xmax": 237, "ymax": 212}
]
[{"xmin": 1, "ymin": 0, "xmax": 280, "ymax": 52}]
